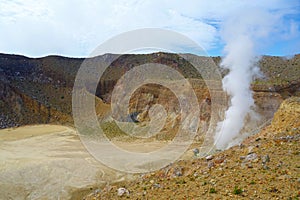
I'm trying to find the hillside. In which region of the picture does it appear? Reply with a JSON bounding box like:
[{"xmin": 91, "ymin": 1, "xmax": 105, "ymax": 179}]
[
  {"xmin": 83, "ymin": 97, "xmax": 300, "ymax": 199},
  {"xmin": 1, "ymin": 53, "xmax": 299, "ymax": 130},
  {"xmin": 0, "ymin": 53, "xmax": 299, "ymax": 199}
]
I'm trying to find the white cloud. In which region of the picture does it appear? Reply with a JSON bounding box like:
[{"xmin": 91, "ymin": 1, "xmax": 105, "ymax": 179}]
[{"xmin": 0, "ymin": 0, "xmax": 299, "ymax": 57}]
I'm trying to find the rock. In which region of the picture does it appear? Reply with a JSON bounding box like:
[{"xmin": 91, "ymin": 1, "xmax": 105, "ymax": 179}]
[
  {"xmin": 207, "ymin": 161, "xmax": 215, "ymax": 169},
  {"xmin": 214, "ymin": 156, "xmax": 226, "ymax": 164},
  {"xmin": 276, "ymin": 161, "xmax": 283, "ymax": 168},
  {"xmin": 247, "ymin": 163, "xmax": 253, "ymax": 168},
  {"xmin": 269, "ymin": 187, "xmax": 279, "ymax": 193},
  {"xmin": 153, "ymin": 183, "xmax": 161, "ymax": 188},
  {"xmin": 206, "ymin": 155, "xmax": 214, "ymax": 161},
  {"xmin": 210, "ymin": 179, "xmax": 216, "ymax": 185},
  {"xmin": 94, "ymin": 189, "xmax": 101, "ymax": 194},
  {"xmin": 220, "ymin": 162, "xmax": 226, "ymax": 167},
  {"xmin": 117, "ymin": 187, "xmax": 129, "ymax": 196},
  {"xmin": 262, "ymin": 164, "xmax": 269, "ymax": 170},
  {"xmin": 245, "ymin": 153, "xmax": 258, "ymax": 162},
  {"xmin": 193, "ymin": 148, "xmax": 200, "ymax": 156},
  {"xmin": 262, "ymin": 155, "xmax": 270, "ymax": 164},
  {"xmin": 255, "ymin": 137, "xmax": 261, "ymax": 141},
  {"xmin": 173, "ymin": 167, "xmax": 183, "ymax": 177},
  {"xmin": 278, "ymin": 135, "xmax": 294, "ymax": 141},
  {"xmin": 240, "ymin": 156, "xmax": 246, "ymax": 160},
  {"xmin": 241, "ymin": 162, "xmax": 246, "ymax": 168},
  {"xmin": 247, "ymin": 146, "xmax": 255, "ymax": 154}
]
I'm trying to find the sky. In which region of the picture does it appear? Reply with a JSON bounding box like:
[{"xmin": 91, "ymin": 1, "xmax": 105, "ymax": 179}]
[{"xmin": 0, "ymin": 0, "xmax": 299, "ymax": 57}]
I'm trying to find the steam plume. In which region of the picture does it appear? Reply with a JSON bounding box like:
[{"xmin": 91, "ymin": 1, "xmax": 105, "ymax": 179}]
[{"xmin": 214, "ymin": 9, "xmax": 275, "ymax": 149}]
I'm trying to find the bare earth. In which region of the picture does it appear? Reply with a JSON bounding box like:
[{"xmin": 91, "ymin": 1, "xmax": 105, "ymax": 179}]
[
  {"xmin": 0, "ymin": 125, "xmax": 131, "ymax": 200},
  {"xmin": 0, "ymin": 97, "xmax": 299, "ymax": 200},
  {"xmin": 0, "ymin": 125, "xmax": 180, "ymax": 199}
]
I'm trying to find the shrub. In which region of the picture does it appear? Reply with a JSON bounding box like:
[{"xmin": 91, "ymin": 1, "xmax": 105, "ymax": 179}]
[
  {"xmin": 209, "ymin": 188, "xmax": 216, "ymax": 193},
  {"xmin": 233, "ymin": 186, "xmax": 243, "ymax": 195}
]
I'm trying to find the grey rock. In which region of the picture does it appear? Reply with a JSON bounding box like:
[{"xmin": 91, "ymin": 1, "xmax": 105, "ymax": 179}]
[
  {"xmin": 262, "ymin": 164, "xmax": 269, "ymax": 170},
  {"xmin": 206, "ymin": 155, "xmax": 214, "ymax": 161},
  {"xmin": 247, "ymin": 163, "xmax": 253, "ymax": 168},
  {"xmin": 174, "ymin": 167, "xmax": 183, "ymax": 177},
  {"xmin": 240, "ymin": 156, "xmax": 246, "ymax": 160},
  {"xmin": 207, "ymin": 161, "xmax": 215, "ymax": 169},
  {"xmin": 247, "ymin": 146, "xmax": 255, "ymax": 154},
  {"xmin": 262, "ymin": 155, "xmax": 270, "ymax": 164},
  {"xmin": 245, "ymin": 153, "xmax": 258, "ymax": 162},
  {"xmin": 117, "ymin": 187, "xmax": 129, "ymax": 196},
  {"xmin": 193, "ymin": 148, "xmax": 199, "ymax": 156},
  {"xmin": 94, "ymin": 189, "xmax": 101, "ymax": 194}
]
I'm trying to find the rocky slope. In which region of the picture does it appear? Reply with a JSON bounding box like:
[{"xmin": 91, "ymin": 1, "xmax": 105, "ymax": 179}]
[{"xmin": 83, "ymin": 97, "xmax": 300, "ymax": 200}]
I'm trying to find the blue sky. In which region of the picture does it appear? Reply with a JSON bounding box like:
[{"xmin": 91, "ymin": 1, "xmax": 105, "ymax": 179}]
[{"xmin": 0, "ymin": 0, "xmax": 299, "ymax": 57}]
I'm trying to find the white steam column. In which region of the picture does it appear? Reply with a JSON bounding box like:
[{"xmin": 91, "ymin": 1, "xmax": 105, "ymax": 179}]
[{"xmin": 215, "ymin": 8, "xmax": 277, "ymax": 149}]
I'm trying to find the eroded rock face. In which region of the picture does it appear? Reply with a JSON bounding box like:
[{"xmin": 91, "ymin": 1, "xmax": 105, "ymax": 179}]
[
  {"xmin": 243, "ymin": 96, "xmax": 300, "ymax": 143},
  {"xmin": 0, "ymin": 79, "xmax": 73, "ymax": 129}
]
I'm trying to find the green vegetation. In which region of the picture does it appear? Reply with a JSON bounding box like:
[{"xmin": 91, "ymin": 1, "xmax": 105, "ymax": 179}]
[
  {"xmin": 209, "ymin": 188, "xmax": 216, "ymax": 193},
  {"xmin": 250, "ymin": 180, "xmax": 256, "ymax": 185},
  {"xmin": 100, "ymin": 121, "xmax": 130, "ymax": 139},
  {"xmin": 233, "ymin": 186, "xmax": 243, "ymax": 195},
  {"xmin": 175, "ymin": 179, "xmax": 187, "ymax": 185}
]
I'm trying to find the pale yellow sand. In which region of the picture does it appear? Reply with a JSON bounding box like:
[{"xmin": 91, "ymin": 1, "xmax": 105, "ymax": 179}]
[
  {"xmin": 0, "ymin": 124, "xmax": 195, "ymax": 199},
  {"xmin": 0, "ymin": 125, "xmax": 126, "ymax": 200},
  {"xmin": 0, "ymin": 124, "xmax": 72, "ymax": 141},
  {"xmin": 0, "ymin": 125, "xmax": 192, "ymax": 199}
]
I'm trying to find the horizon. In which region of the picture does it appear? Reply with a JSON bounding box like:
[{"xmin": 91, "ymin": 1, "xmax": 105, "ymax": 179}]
[{"xmin": 1, "ymin": 51, "xmax": 299, "ymax": 59}]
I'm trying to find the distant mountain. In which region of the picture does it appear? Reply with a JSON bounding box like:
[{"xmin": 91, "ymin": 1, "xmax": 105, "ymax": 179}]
[{"xmin": 0, "ymin": 52, "xmax": 299, "ymax": 129}]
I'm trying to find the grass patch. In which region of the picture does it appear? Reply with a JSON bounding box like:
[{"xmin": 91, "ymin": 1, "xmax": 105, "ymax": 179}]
[
  {"xmin": 176, "ymin": 179, "xmax": 187, "ymax": 185},
  {"xmin": 250, "ymin": 180, "xmax": 256, "ymax": 185},
  {"xmin": 100, "ymin": 121, "xmax": 131, "ymax": 140},
  {"xmin": 209, "ymin": 188, "xmax": 216, "ymax": 193},
  {"xmin": 233, "ymin": 186, "xmax": 243, "ymax": 195}
]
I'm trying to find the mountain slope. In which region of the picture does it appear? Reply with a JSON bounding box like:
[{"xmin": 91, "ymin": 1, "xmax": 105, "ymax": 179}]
[{"xmin": 0, "ymin": 53, "xmax": 299, "ymax": 129}]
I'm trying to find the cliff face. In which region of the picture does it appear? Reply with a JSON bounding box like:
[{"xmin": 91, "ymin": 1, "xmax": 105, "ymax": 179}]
[
  {"xmin": 0, "ymin": 80, "xmax": 72, "ymax": 128},
  {"xmin": 0, "ymin": 53, "xmax": 299, "ymax": 129},
  {"xmin": 0, "ymin": 53, "xmax": 81, "ymax": 128}
]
